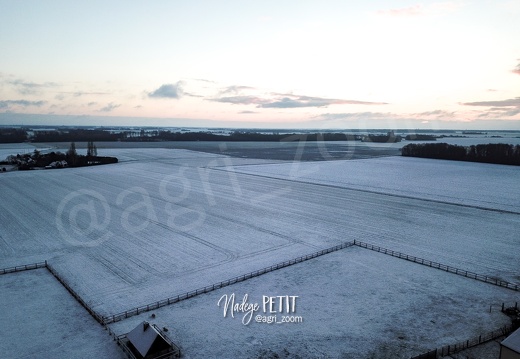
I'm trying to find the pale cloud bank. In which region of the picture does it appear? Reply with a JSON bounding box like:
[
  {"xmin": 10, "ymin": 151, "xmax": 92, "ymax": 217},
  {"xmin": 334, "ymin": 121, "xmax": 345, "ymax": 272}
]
[
  {"xmin": 148, "ymin": 82, "xmax": 184, "ymax": 99},
  {"xmin": 0, "ymin": 99, "xmax": 47, "ymax": 109},
  {"xmin": 210, "ymin": 92, "xmax": 387, "ymax": 109}
]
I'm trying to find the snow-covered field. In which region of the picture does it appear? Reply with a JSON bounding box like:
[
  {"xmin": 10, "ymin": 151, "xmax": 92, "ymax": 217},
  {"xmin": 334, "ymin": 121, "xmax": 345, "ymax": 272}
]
[
  {"xmin": 0, "ymin": 269, "xmax": 124, "ymax": 359},
  {"xmin": 231, "ymin": 156, "xmax": 520, "ymax": 213},
  {"xmin": 1, "ymin": 141, "xmax": 519, "ymax": 358},
  {"xmin": 107, "ymin": 246, "xmax": 518, "ymax": 359}
]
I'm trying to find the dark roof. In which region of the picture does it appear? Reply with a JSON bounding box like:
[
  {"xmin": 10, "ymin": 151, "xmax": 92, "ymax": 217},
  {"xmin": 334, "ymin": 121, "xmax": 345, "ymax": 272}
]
[{"xmin": 127, "ymin": 321, "xmax": 170, "ymax": 358}]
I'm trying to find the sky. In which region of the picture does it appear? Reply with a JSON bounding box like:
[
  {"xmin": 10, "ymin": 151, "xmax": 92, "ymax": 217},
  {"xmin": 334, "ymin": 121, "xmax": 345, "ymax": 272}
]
[{"xmin": 1, "ymin": 0, "xmax": 519, "ymax": 130}]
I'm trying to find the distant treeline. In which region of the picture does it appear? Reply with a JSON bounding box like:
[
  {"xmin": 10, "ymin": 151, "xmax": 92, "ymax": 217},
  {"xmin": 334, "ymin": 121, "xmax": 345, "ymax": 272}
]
[
  {"xmin": 362, "ymin": 134, "xmax": 402, "ymax": 143},
  {"xmin": 3, "ymin": 129, "xmax": 365, "ymax": 143},
  {"xmin": 404, "ymin": 134, "xmax": 437, "ymax": 141},
  {"xmin": 138, "ymin": 131, "xmax": 362, "ymax": 142},
  {"xmin": 32, "ymin": 129, "xmax": 121, "ymax": 142},
  {"xmin": 0, "ymin": 128, "xmax": 28, "ymax": 143},
  {"xmin": 402, "ymin": 143, "xmax": 520, "ymax": 165}
]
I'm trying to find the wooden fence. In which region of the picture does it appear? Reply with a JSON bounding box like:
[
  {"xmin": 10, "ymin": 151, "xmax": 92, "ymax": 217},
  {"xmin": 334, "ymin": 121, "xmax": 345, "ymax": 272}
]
[
  {"xmin": 45, "ymin": 263, "xmax": 104, "ymax": 325},
  {"xmin": 411, "ymin": 324, "xmax": 514, "ymax": 358},
  {"xmin": 353, "ymin": 240, "xmax": 519, "ymax": 291},
  {"xmin": 0, "ymin": 261, "xmax": 47, "ymax": 275},
  {"xmin": 102, "ymin": 240, "xmax": 356, "ymax": 324},
  {"xmin": 3, "ymin": 241, "xmax": 518, "ymax": 359}
]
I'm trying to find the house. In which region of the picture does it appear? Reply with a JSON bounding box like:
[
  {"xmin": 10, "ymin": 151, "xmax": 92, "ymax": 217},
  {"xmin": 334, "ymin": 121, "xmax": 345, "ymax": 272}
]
[
  {"xmin": 501, "ymin": 327, "xmax": 520, "ymax": 359},
  {"xmin": 123, "ymin": 321, "xmax": 180, "ymax": 359},
  {"xmin": 45, "ymin": 160, "xmax": 68, "ymax": 169}
]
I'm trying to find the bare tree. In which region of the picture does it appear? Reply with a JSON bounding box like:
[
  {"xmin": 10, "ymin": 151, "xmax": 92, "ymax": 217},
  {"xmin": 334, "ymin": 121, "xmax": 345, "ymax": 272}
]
[
  {"xmin": 67, "ymin": 142, "xmax": 78, "ymax": 166},
  {"xmin": 87, "ymin": 141, "xmax": 97, "ymax": 157}
]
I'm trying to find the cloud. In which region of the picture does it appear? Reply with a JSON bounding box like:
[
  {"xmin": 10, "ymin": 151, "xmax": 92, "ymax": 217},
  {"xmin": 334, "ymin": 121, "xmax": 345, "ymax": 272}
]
[
  {"xmin": 0, "ymin": 100, "xmax": 47, "ymax": 109},
  {"xmin": 463, "ymin": 97, "xmax": 520, "ymax": 118},
  {"xmin": 99, "ymin": 102, "xmax": 121, "ymax": 112},
  {"xmin": 7, "ymin": 79, "xmax": 58, "ymax": 95},
  {"xmin": 261, "ymin": 95, "xmax": 387, "ymax": 108},
  {"xmin": 210, "ymin": 95, "xmax": 267, "ymax": 106},
  {"xmin": 259, "ymin": 97, "xmax": 326, "ymax": 108},
  {"xmin": 209, "ymin": 92, "xmax": 387, "ymax": 108},
  {"xmin": 148, "ymin": 82, "xmax": 184, "ymax": 99},
  {"xmin": 317, "ymin": 112, "xmax": 393, "ymax": 121},
  {"xmin": 192, "ymin": 78, "xmax": 217, "ymax": 84},
  {"xmin": 316, "ymin": 109, "xmax": 477, "ymax": 124},
  {"xmin": 54, "ymin": 91, "xmax": 110, "ymax": 98},
  {"xmin": 477, "ymin": 107, "xmax": 520, "ymax": 118},
  {"xmin": 239, "ymin": 110, "xmax": 258, "ymax": 114},
  {"xmin": 414, "ymin": 110, "xmax": 456, "ymax": 118},
  {"xmin": 513, "ymin": 60, "xmax": 520, "ymax": 75},
  {"xmin": 219, "ymin": 85, "xmax": 256, "ymax": 95},
  {"xmin": 461, "ymin": 97, "xmax": 520, "ymax": 107},
  {"xmin": 73, "ymin": 91, "xmax": 110, "ymax": 97}
]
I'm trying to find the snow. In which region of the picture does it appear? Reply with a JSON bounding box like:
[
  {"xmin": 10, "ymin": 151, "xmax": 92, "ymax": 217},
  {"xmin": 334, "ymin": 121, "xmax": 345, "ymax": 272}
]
[
  {"xmin": 0, "ymin": 269, "xmax": 124, "ymax": 359},
  {"xmin": 0, "ymin": 142, "xmax": 519, "ymax": 358},
  {"xmin": 106, "ymin": 246, "xmax": 519, "ymax": 359},
  {"xmin": 231, "ymin": 156, "xmax": 520, "ymax": 213}
]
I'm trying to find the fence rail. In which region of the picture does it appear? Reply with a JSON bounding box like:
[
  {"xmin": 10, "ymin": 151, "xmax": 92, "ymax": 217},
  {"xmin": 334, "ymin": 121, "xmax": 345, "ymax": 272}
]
[
  {"xmin": 0, "ymin": 261, "xmax": 47, "ymax": 275},
  {"xmin": 45, "ymin": 263, "xmax": 104, "ymax": 325},
  {"xmin": 103, "ymin": 240, "xmax": 356, "ymax": 324},
  {"xmin": 353, "ymin": 240, "xmax": 519, "ymax": 291},
  {"xmin": 4, "ymin": 241, "xmax": 518, "ymax": 359},
  {"xmin": 411, "ymin": 324, "xmax": 514, "ymax": 358}
]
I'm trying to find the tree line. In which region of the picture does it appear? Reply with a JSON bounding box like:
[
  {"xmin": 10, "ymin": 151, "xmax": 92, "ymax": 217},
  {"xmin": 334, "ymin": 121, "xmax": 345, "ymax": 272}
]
[
  {"xmin": 401, "ymin": 143, "xmax": 520, "ymax": 165},
  {"xmin": 1, "ymin": 128, "xmax": 367, "ymax": 143},
  {"xmin": 0, "ymin": 128, "xmax": 27, "ymax": 143}
]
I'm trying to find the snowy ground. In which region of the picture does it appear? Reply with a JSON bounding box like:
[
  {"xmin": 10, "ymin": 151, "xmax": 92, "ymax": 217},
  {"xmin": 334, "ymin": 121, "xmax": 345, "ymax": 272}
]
[
  {"xmin": 0, "ymin": 269, "xmax": 124, "ymax": 359},
  {"xmin": 1, "ymin": 141, "xmax": 519, "ymax": 358},
  {"xmin": 107, "ymin": 246, "xmax": 518, "ymax": 359},
  {"xmin": 230, "ymin": 156, "xmax": 520, "ymax": 213}
]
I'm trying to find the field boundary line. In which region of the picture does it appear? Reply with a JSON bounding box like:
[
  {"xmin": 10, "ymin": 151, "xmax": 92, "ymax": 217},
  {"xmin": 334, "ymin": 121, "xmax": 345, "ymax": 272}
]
[
  {"xmin": 102, "ymin": 240, "xmax": 356, "ymax": 324},
  {"xmin": 353, "ymin": 240, "xmax": 519, "ymax": 291},
  {"xmin": 0, "ymin": 261, "xmax": 47, "ymax": 275}
]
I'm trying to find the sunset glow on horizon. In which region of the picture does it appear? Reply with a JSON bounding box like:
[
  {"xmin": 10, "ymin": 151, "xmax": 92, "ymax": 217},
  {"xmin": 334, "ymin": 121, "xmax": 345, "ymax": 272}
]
[{"xmin": 1, "ymin": 0, "xmax": 519, "ymax": 129}]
